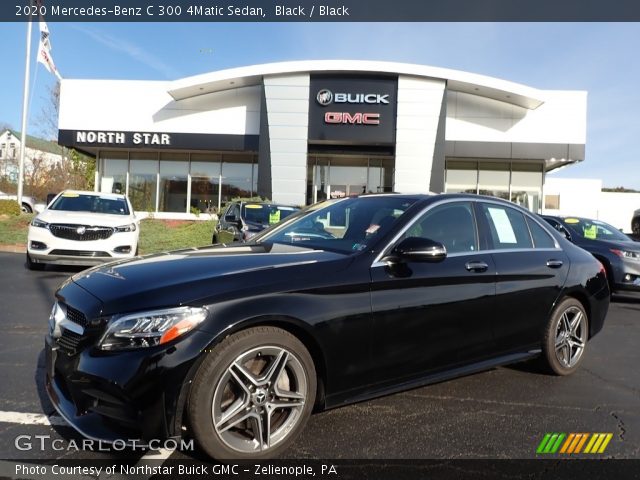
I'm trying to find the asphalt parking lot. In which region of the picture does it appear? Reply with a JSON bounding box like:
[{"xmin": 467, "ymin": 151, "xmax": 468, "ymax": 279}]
[{"xmin": 0, "ymin": 251, "xmax": 639, "ymax": 466}]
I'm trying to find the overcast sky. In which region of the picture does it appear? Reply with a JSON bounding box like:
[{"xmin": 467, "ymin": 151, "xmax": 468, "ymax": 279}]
[{"xmin": 1, "ymin": 22, "xmax": 638, "ymax": 188}]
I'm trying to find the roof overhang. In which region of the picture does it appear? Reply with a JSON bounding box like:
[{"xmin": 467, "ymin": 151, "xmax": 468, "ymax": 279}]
[{"xmin": 167, "ymin": 60, "xmax": 545, "ymax": 110}]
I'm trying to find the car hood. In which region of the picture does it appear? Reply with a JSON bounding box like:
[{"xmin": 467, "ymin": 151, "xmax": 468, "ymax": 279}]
[
  {"xmin": 37, "ymin": 209, "xmax": 136, "ymax": 227},
  {"xmin": 70, "ymin": 243, "xmax": 349, "ymax": 315}
]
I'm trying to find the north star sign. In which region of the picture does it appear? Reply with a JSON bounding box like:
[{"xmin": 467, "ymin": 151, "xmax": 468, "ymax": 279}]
[{"xmin": 75, "ymin": 131, "xmax": 171, "ymax": 146}]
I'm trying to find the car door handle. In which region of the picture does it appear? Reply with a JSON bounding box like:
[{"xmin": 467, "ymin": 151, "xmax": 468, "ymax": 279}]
[
  {"xmin": 465, "ymin": 261, "xmax": 489, "ymax": 272},
  {"xmin": 546, "ymin": 259, "xmax": 564, "ymax": 269}
]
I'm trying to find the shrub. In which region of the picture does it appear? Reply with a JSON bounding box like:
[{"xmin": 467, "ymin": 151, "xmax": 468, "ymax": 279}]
[{"xmin": 0, "ymin": 200, "xmax": 21, "ymax": 216}]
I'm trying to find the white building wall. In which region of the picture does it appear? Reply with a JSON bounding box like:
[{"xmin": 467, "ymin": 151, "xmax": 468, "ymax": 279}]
[
  {"xmin": 598, "ymin": 192, "xmax": 640, "ymax": 232},
  {"xmin": 59, "ymin": 79, "xmax": 261, "ymax": 135},
  {"xmin": 447, "ymin": 90, "xmax": 587, "ymax": 147},
  {"xmin": 394, "ymin": 76, "xmax": 446, "ymax": 193},
  {"xmin": 263, "ymin": 74, "xmax": 310, "ymax": 206}
]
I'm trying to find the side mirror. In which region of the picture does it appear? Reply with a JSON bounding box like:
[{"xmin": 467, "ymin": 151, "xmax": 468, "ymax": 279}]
[{"xmin": 387, "ymin": 237, "xmax": 447, "ymax": 263}]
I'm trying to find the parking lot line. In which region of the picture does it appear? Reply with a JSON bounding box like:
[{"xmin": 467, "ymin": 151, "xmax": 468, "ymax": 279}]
[{"xmin": 0, "ymin": 411, "xmax": 67, "ymax": 427}]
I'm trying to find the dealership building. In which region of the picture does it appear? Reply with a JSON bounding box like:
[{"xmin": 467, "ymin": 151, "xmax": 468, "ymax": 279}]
[{"xmin": 57, "ymin": 60, "xmax": 587, "ymax": 216}]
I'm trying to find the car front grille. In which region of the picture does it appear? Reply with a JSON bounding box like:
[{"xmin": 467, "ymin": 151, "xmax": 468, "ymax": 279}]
[
  {"xmin": 57, "ymin": 329, "xmax": 84, "ymax": 354},
  {"xmin": 50, "ymin": 249, "xmax": 111, "ymax": 257},
  {"xmin": 55, "ymin": 304, "xmax": 101, "ymax": 355},
  {"xmin": 65, "ymin": 305, "xmax": 89, "ymax": 329},
  {"xmin": 49, "ymin": 224, "xmax": 114, "ymax": 241}
]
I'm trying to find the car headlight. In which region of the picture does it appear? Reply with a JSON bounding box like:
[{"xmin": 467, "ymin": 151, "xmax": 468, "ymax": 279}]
[
  {"xmin": 611, "ymin": 249, "xmax": 640, "ymax": 260},
  {"xmin": 114, "ymin": 223, "xmax": 136, "ymax": 233},
  {"xmin": 99, "ymin": 306, "xmax": 208, "ymax": 351},
  {"xmin": 30, "ymin": 218, "xmax": 49, "ymax": 229}
]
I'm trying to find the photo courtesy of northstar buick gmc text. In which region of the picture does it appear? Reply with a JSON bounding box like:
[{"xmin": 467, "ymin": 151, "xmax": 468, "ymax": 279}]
[{"xmin": 45, "ymin": 193, "xmax": 610, "ymax": 459}]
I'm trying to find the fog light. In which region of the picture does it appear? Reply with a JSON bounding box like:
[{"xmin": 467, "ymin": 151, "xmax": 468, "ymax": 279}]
[
  {"xmin": 114, "ymin": 246, "xmax": 132, "ymax": 254},
  {"xmin": 30, "ymin": 241, "xmax": 47, "ymax": 250}
]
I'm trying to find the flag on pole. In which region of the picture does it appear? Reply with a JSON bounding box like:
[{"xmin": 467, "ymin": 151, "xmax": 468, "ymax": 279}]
[{"xmin": 37, "ymin": 19, "xmax": 62, "ymax": 80}]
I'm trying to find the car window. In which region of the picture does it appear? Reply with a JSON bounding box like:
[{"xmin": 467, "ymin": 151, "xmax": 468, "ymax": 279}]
[
  {"xmin": 480, "ymin": 203, "xmax": 533, "ymax": 250},
  {"xmin": 257, "ymin": 196, "xmax": 418, "ymax": 254},
  {"xmin": 49, "ymin": 193, "xmax": 130, "ymax": 215},
  {"xmin": 401, "ymin": 202, "xmax": 478, "ymax": 254},
  {"xmin": 562, "ymin": 217, "xmax": 631, "ymax": 242},
  {"xmin": 526, "ymin": 217, "xmax": 557, "ymax": 249},
  {"xmin": 241, "ymin": 204, "xmax": 299, "ymax": 225}
]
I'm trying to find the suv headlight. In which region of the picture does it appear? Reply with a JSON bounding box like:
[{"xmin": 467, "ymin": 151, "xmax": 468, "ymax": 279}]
[
  {"xmin": 99, "ymin": 306, "xmax": 207, "ymax": 351},
  {"xmin": 115, "ymin": 223, "xmax": 136, "ymax": 233},
  {"xmin": 30, "ymin": 218, "xmax": 49, "ymax": 229}
]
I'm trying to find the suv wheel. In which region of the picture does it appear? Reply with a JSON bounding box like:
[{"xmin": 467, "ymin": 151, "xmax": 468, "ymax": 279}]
[{"xmin": 26, "ymin": 253, "xmax": 45, "ymax": 271}]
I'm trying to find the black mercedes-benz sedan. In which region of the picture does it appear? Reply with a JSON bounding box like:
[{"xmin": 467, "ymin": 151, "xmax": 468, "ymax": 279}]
[{"xmin": 45, "ymin": 194, "xmax": 610, "ymax": 459}]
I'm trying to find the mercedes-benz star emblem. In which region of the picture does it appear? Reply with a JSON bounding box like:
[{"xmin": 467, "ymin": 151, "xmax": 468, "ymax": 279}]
[{"xmin": 316, "ymin": 89, "xmax": 333, "ymax": 106}]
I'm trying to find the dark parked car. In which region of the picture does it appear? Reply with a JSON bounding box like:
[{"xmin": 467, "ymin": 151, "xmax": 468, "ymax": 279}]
[
  {"xmin": 46, "ymin": 194, "xmax": 609, "ymax": 460},
  {"xmin": 212, "ymin": 201, "xmax": 300, "ymax": 243},
  {"xmin": 632, "ymin": 208, "xmax": 640, "ymax": 237},
  {"xmin": 542, "ymin": 215, "xmax": 640, "ymax": 294}
]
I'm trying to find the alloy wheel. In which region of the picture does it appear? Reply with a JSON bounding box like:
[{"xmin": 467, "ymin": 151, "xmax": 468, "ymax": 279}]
[
  {"xmin": 211, "ymin": 346, "xmax": 307, "ymax": 454},
  {"xmin": 554, "ymin": 306, "xmax": 587, "ymax": 368}
]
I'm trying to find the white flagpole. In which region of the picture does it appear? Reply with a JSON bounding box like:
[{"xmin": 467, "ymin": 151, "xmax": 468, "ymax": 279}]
[{"xmin": 18, "ymin": 0, "xmax": 34, "ymax": 212}]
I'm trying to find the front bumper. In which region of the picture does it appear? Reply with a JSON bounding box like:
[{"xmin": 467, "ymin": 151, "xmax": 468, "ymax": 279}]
[
  {"xmin": 28, "ymin": 226, "xmax": 138, "ymax": 266},
  {"xmin": 611, "ymin": 257, "xmax": 640, "ymax": 293},
  {"xmin": 45, "ymin": 328, "xmax": 213, "ymax": 443}
]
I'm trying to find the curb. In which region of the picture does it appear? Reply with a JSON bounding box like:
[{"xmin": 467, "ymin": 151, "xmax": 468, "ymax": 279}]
[{"xmin": 0, "ymin": 245, "xmax": 26, "ymax": 254}]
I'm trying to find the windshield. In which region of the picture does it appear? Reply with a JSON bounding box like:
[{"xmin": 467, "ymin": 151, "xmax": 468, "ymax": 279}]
[
  {"xmin": 49, "ymin": 193, "xmax": 130, "ymax": 215},
  {"xmin": 562, "ymin": 217, "xmax": 631, "ymax": 242},
  {"xmin": 254, "ymin": 196, "xmax": 419, "ymax": 254},
  {"xmin": 242, "ymin": 204, "xmax": 299, "ymax": 226}
]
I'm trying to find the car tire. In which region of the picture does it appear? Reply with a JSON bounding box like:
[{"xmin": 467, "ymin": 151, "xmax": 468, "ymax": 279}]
[
  {"xmin": 21, "ymin": 203, "xmax": 32, "ymax": 214},
  {"xmin": 211, "ymin": 233, "xmax": 218, "ymax": 244},
  {"xmin": 541, "ymin": 297, "xmax": 589, "ymax": 376},
  {"xmin": 25, "ymin": 253, "xmax": 45, "ymax": 271},
  {"xmin": 188, "ymin": 326, "xmax": 316, "ymax": 460}
]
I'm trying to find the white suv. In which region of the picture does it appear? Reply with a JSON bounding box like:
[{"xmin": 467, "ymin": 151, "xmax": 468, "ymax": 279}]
[{"xmin": 26, "ymin": 190, "xmax": 139, "ymax": 270}]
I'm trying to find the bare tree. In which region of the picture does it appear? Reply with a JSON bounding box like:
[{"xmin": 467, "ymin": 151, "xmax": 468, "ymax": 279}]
[{"xmin": 37, "ymin": 81, "xmax": 60, "ymax": 140}]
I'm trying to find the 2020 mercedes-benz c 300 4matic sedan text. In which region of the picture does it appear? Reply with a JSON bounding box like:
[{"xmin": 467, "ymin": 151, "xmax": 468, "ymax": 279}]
[{"xmin": 45, "ymin": 194, "xmax": 610, "ymax": 459}]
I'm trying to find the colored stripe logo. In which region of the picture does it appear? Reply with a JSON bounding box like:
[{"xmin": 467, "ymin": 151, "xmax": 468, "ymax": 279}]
[{"xmin": 537, "ymin": 433, "xmax": 613, "ymax": 454}]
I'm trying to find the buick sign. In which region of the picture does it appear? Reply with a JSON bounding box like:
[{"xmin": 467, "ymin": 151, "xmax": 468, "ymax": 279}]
[
  {"xmin": 309, "ymin": 75, "xmax": 397, "ymax": 145},
  {"xmin": 317, "ymin": 89, "xmax": 333, "ymax": 106},
  {"xmin": 316, "ymin": 89, "xmax": 389, "ymax": 106}
]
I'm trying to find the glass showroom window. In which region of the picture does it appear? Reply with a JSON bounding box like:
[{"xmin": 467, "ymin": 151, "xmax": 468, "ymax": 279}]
[
  {"xmin": 329, "ymin": 157, "xmax": 368, "ymax": 199},
  {"xmin": 445, "ymin": 160, "xmax": 478, "ymax": 194},
  {"xmin": 159, "ymin": 154, "xmax": 188, "ymax": 213},
  {"xmin": 190, "ymin": 154, "xmax": 221, "ymax": 214},
  {"xmin": 221, "ymin": 154, "xmax": 255, "ymax": 202},
  {"xmin": 478, "ymin": 161, "xmax": 510, "ymax": 200},
  {"xmin": 101, "ymin": 151, "xmax": 128, "ymax": 194},
  {"xmin": 510, "ymin": 163, "xmax": 543, "ymax": 213},
  {"xmin": 129, "ymin": 153, "xmax": 158, "ymax": 212}
]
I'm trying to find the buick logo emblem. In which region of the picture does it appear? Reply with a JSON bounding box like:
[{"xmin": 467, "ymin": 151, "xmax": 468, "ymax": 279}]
[
  {"xmin": 76, "ymin": 226, "xmax": 86, "ymax": 235},
  {"xmin": 316, "ymin": 89, "xmax": 333, "ymax": 106}
]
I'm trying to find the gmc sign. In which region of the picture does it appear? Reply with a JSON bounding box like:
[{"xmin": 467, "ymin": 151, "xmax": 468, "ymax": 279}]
[{"xmin": 324, "ymin": 112, "xmax": 381, "ymax": 125}]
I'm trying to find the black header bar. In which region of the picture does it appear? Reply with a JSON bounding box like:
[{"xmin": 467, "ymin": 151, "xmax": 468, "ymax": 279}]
[{"xmin": 5, "ymin": 0, "xmax": 640, "ymax": 22}]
